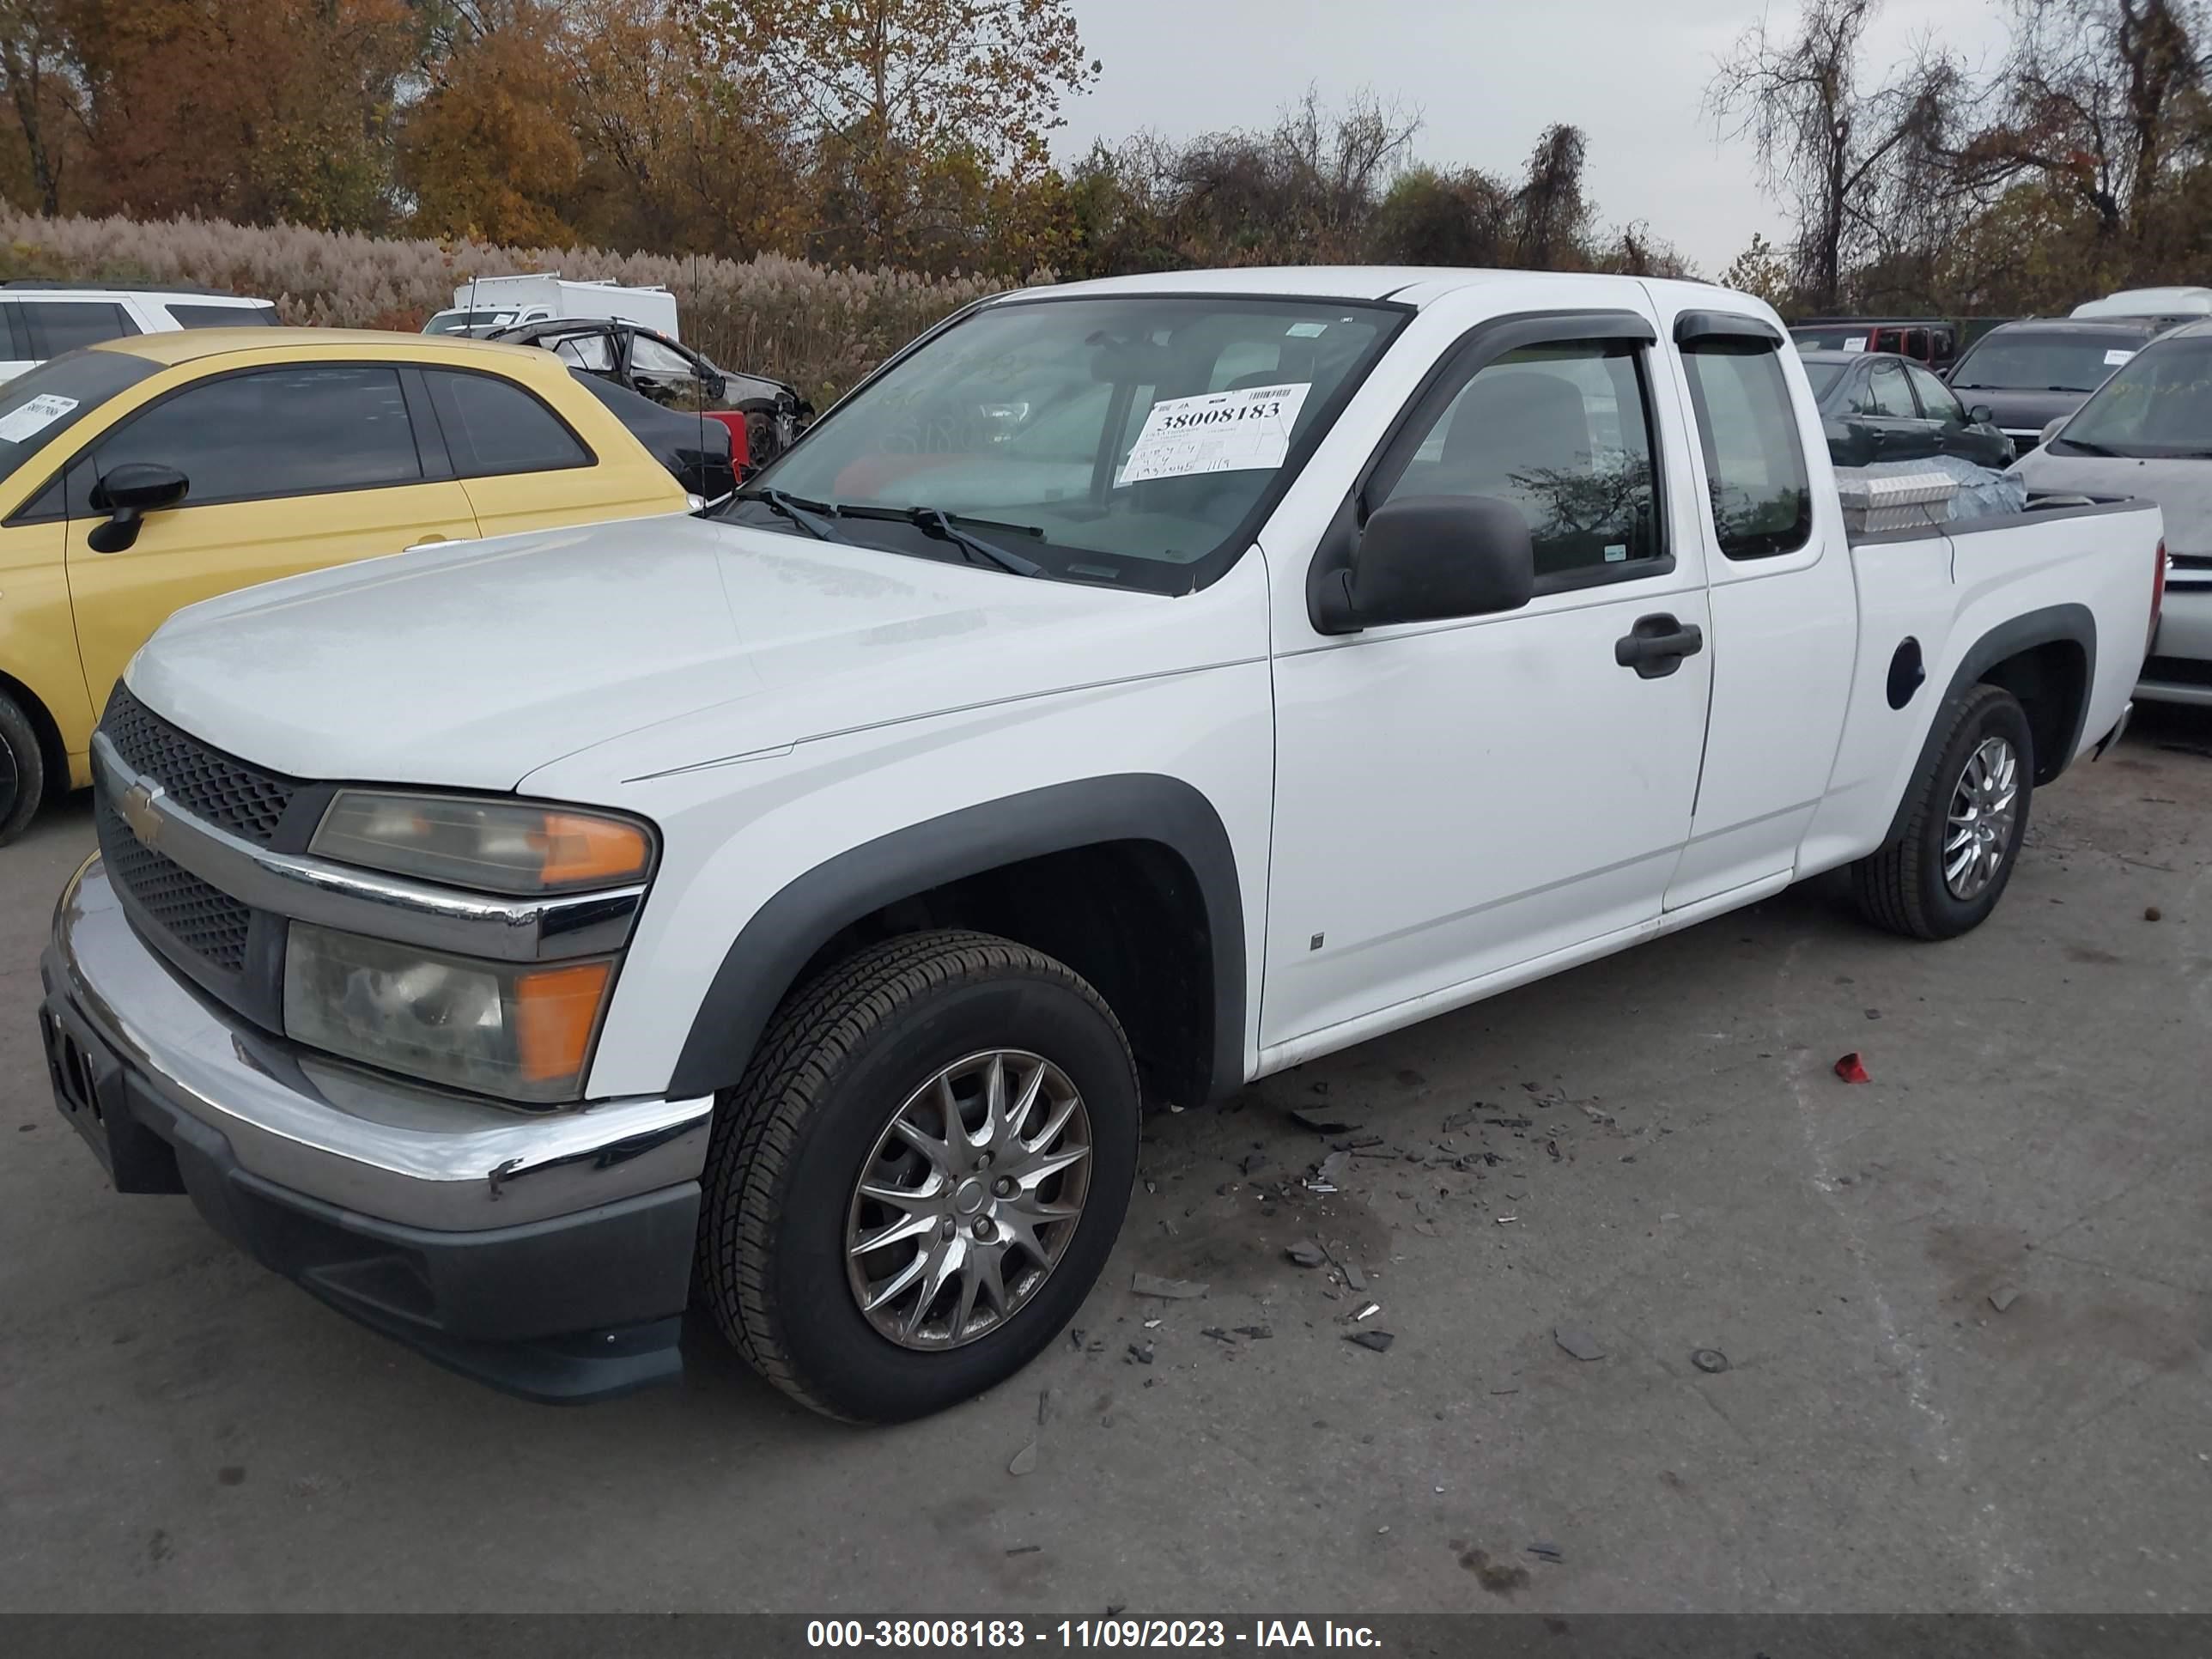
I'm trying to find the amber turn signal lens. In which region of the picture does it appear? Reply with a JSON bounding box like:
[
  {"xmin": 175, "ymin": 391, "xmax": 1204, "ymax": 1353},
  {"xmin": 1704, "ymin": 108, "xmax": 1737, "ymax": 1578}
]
[
  {"xmin": 513, "ymin": 960, "xmax": 615, "ymax": 1084},
  {"xmin": 535, "ymin": 813, "xmax": 653, "ymax": 888}
]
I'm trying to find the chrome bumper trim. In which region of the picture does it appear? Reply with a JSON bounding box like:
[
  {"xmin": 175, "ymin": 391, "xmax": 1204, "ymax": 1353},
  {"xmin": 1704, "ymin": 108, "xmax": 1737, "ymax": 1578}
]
[
  {"xmin": 49, "ymin": 856, "xmax": 712, "ymax": 1231},
  {"xmin": 91, "ymin": 732, "xmax": 643, "ymax": 962}
]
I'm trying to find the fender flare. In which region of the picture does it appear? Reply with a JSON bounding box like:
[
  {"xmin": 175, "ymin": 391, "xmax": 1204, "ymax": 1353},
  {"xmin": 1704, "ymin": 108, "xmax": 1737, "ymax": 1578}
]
[
  {"xmin": 665, "ymin": 774, "xmax": 1247, "ymax": 1102},
  {"xmin": 1881, "ymin": 602, "xmax": 2096, "ymax": 847}
]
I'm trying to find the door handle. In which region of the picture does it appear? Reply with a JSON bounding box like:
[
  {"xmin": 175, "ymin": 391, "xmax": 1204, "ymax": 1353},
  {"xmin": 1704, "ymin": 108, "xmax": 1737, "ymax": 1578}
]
[{"xmin": 1614, "ymin": 614, "xmax": 1705, "ymax": 679}]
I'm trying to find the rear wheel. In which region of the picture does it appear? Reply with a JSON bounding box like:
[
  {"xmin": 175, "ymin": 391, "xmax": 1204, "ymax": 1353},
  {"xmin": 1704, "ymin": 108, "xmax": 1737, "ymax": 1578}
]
[
  {"xmin": 698, "ymin": 929, "xmax": 1139, "ymax": 1422},
  {"xmin": 0, "ymin": 690, "xmax": 46, "ymax": 847},
  {"xmin": 1852, "ymin": 682, "xmax": 2033, "ymax": 939}
]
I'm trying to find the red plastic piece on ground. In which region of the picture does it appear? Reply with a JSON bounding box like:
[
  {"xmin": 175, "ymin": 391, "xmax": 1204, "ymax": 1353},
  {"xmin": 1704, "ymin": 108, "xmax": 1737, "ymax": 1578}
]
[{"xmin": 1833, "ymin": 1052, "xmax": 1870, "ymax": 1084}]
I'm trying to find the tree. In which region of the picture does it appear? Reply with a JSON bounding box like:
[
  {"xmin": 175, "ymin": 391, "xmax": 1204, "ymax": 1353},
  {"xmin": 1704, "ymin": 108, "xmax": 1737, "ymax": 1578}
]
[
  {"xmin": 1720, "ymin": 231, "xmax": 1794, "ymax": 306},
  {"xmin": 698, "ymin": 0, "xmax": 1097, "ymax": 266},
  {"xmin": 0, "ymin": 0, "xmax": 87, "ymax": 215},
  {"xmin": 1955, "ymin": 0, "xmax": 2207, "ymax": 249},
  {"xmin": 400, "ymin": 0, "xmax": 583, "ymax": 244},
  {"xmin": 58, "ymin": 0, "xmax": 416, "ymax": 228},
  {"xmin": 1705, "ymin": 0, "xmax": 1954, "ymax": 309},
  {"xmin": 1514, "ymin": 123, "xmax": 1588, "ymax": 268}
]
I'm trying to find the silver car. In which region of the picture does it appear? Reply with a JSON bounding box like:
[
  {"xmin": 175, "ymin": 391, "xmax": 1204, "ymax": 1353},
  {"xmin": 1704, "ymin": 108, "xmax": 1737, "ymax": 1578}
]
[{"xmin": 2013, "ymin": 320, "xmax": 2212, "ymax": 706}]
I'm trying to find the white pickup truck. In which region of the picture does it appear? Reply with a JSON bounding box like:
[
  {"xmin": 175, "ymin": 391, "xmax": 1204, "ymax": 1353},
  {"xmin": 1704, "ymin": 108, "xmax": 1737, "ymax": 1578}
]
[{"xmin": 40, "ymin": 269, "xmax": 2160, "ymax": 1421}]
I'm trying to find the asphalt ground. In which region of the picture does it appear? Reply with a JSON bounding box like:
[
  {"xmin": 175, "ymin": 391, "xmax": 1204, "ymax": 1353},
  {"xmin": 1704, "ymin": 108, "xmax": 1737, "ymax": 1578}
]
[{"xmin": 3, "ymin": 710, "xmax": 2207, "ymax": 1613}]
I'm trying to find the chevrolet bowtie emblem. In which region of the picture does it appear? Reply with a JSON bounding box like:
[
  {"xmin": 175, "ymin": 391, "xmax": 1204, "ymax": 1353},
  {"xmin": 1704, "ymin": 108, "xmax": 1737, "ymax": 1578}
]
[{"xmin": 119, "ymin": 780, "xmax": 162, "ymax": 848}]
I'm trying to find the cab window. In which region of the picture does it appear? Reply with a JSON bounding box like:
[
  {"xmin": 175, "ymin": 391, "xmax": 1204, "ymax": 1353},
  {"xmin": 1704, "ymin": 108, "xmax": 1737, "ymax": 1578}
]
[
  {"xmin": 1679, "ymin": 342, "xmax": 1814, "ymax": 560},
  {"xmin": 94, "ymin": 365, "xmax": 424, "ymax": 504},
  {"xmin": 1374, "ymin": 341, "xmax": 1662, "ymax": 581}
]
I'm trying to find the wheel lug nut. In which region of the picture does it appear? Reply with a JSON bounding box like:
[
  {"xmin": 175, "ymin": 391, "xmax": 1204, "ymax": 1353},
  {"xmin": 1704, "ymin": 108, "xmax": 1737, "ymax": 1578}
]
[
  {"xmin": 976, "ymin": 1152, "xmax": 992, "ymax": 1170},
  {"xmin": 973, "ymin": 1218, "xmax": 995, "ymax": 1241},
  {"xmin": 939, "ymin": 1218, "xmax": 957, "ymax": 1241},
  {"xmin": 994, "ymin": 1176, "xmax": 1017, "ymax": 1199}
]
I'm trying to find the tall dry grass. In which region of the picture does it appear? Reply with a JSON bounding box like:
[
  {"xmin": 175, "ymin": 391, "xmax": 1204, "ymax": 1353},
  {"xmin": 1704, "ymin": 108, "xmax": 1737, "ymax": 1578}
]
[{"xmin": 0, "ymin": 210, "xmax": 1012, "ymax": 400}]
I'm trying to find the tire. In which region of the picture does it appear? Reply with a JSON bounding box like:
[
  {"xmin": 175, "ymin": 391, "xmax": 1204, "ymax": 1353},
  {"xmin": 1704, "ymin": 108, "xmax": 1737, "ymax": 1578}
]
[
  {"xmin": 699, "ymin": 929, "xmax": 1140, "ymax": 1422},
  {"xmin": 0, "ymin": 690, "xmax": 46, "ymax": 848},
  {"xmin": 1852, "ymin": 682, "xmax": 2034, "ymax": 940}
]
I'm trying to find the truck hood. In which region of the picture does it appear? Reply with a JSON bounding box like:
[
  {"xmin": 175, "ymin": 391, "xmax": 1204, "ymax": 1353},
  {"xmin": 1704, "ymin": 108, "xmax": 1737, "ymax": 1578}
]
[
  {"xmin": 129, "ymin": 515, "xmax": 1250, "ymax": 790},
  {"xmin": 2011, "ymin": 448, "xmax": 2212, "ymax": 557}
]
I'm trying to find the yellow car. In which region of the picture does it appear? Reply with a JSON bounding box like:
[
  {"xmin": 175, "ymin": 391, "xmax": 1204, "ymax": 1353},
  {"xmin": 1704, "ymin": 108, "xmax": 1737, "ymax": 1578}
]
[{"xmin": 0, "ymin": 329, "xmax": 690, "ymax": 842}]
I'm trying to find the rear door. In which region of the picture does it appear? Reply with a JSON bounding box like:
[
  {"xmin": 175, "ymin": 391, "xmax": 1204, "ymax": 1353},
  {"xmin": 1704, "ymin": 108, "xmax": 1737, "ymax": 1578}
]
[
  {"xmin": 1854, "ymin": 357, "xmax": 1941, "ymax": 460},
  {"xmin": 1651, "ymin": 306, "xmax": 1857, "ymax": 908},
  {"xmin": 1263, "ymin": 299, "xmax": 1716, "ymax": 1048},
  {"xmin": 63, "ymin": 361, "xmax": 479, "ymax": 714},
  {"xmin": 1905, "ymin": 362, "xmax": 2010, "ymax": 469}
]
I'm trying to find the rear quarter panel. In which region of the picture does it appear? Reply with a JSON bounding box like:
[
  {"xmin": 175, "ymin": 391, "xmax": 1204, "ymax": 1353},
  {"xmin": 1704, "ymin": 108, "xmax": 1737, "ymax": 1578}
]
[{"xmin": 1799, "ymin": 505, "xmax": 2159, "ymax": 874}]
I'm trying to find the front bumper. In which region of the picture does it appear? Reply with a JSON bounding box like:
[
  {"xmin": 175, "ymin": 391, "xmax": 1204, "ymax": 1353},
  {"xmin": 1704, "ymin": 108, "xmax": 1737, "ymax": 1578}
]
[{"xmin": 38, "ymin": 856, "xmax": 714, "ymax": 1402}]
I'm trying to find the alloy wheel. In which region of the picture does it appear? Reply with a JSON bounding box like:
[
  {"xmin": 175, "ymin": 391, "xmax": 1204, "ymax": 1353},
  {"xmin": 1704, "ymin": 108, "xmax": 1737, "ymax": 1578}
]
[
  {"xmin": 844, "ymin": 1049, "xmax": 1092, "ymax": 1351},
  {"xmin": 1943, "ymin": 734, "xmax": 2020, "ymax": 901}
]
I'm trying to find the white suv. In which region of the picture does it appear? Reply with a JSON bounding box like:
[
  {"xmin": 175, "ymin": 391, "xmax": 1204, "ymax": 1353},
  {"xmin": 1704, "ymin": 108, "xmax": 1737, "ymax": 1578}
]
[{"xmin": 0, "ymin": 283, "xmax": 280, "ymax": 384}]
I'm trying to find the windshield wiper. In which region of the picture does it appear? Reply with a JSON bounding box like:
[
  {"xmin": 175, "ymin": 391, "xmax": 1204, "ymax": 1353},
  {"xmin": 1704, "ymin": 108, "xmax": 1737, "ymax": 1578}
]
[
  {"xmin": 2053, "ymin": 437, "xmax": 2120, "ymax": 456},
  {"xmin": 729, "ymin": 486, "xmax": 850, "ymax": 543},
  {"xmin": 832, "ymin": 504, "xmax": 1048, "ymax": 577}
]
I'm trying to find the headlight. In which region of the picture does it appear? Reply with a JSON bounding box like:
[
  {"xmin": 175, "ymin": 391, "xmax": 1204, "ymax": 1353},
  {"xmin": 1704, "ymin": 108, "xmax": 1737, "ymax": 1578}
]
[
  {"xmin": 283, "ymin": 922, "xmax": 615, "ymax": 1104},
  {"xmin": 310, "ymin": 792, "xmax": 653, "ymax": 896}
]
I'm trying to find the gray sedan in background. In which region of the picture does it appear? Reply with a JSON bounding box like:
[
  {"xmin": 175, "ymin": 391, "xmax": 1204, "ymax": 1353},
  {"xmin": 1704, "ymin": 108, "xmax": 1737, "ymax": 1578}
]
[{"xmin": 2014, "ymin": 320, "xmax": 2212, "ymax": 706}]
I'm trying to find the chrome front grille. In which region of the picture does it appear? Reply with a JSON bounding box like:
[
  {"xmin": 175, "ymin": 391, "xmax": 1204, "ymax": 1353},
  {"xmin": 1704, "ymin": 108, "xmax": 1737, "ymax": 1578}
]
[{"xmin": 100, "ymin": 686, "xmax": 296, "ymax": 844}]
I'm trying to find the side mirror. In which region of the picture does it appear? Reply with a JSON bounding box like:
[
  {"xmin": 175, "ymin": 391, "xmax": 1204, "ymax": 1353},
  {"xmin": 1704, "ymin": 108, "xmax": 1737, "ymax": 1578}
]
[
  {"xmin": 87, "ymin": 462, "xmax": 189, "ymax": 554},
  {"xmin": 1316, "ymin": 495, "xmax": 1535, "ymax": 634},
  {"xmin": 2040, "ymin": 416, "xmax": 2067, "ymax": 449},
  {"xmin": 702, "ymin": 370, "xmax": 728, "ymax": 401},
  {"xmin": 1968, "ymin": 404, "xmax": 1995, "ymax": 425}
]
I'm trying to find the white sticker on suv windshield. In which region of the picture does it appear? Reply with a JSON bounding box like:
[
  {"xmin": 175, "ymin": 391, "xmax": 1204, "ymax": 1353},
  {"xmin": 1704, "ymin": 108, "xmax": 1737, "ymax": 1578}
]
[
  {"xmin": 1844, "ymin": 336, "xmax": 1868, "ymax": 353},
  {"xmin": 1116, "ymin": 383, "xmax": 1313, "ymax": 485},
  {"xmin": 2105, "ymin": 349, "xmax": 2136, "ymax": 366},
  {"xmin": 0, "ymin": 393, "xmax": 78, "ymax": 443},
  {"xmin": 1285, "ymin": 321, "xmax": 1329, "ymax": 337}
]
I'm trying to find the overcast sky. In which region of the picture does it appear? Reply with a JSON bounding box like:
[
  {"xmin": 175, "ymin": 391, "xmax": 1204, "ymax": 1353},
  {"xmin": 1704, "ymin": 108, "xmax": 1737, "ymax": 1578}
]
[{"xmin": 1056, "ymin": 0, "xmax": 2013, "ymax": 274}]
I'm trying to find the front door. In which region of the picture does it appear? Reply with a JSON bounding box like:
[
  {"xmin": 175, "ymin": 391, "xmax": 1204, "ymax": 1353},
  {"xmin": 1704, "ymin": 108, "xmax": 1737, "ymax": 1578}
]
[
  {"xmin": 63, "ymin": 362, "xmax": 479, "ymax": 714},
  {"xmin": 1262, "ymin": 306, "xmax": 1715, "ymax": 1052}
]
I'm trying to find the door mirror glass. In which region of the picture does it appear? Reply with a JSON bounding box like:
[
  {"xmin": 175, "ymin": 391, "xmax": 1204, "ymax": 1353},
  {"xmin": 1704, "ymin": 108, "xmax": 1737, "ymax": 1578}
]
[
  {"xmin": 1969, "ymin": 404, "xmax": 1995, "ymax": 426},
  {"xmin": 1346, "ymin": 494, "xmax": 1535, "ymax": 629},
  {"xmin": 87, "ymin": 461, "xmax": 189, "ymax": 552}
]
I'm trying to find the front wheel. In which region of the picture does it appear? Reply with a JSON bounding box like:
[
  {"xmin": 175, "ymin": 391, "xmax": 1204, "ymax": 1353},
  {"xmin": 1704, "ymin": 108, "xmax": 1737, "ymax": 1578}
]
[
  {"xmin": 1852, "ymin": 682, "xmax": 2034, "ymax": 939},
  {"xmin": 698, "ymin": 930, "xmax": 1139, "ymax": 1422}
]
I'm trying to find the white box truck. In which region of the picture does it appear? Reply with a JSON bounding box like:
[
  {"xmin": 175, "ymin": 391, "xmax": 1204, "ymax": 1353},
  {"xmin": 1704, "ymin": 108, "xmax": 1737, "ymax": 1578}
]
[{"xmin": 422, "ymin": 275, "xmax": 680, "ymax": 341}]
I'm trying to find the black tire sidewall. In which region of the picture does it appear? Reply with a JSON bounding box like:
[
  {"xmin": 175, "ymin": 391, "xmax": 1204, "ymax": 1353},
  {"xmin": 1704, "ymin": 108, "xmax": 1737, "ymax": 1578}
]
[
  {"xmin": 1917, "ymin": 690, "xmax": 2034, "ymax": 933},
  {"xmin": 0, "ymin": 694, "xmax": 43, "ymax": 846},
  {"xmin": 764, "ymin": 971, "xmax": 1139, "ymax": 1422}
]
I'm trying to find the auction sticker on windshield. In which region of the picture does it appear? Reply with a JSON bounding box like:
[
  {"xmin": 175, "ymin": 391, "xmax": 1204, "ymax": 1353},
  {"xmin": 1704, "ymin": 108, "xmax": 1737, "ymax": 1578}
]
[
  {"xmin": 1116, "ymin": 382, "xmax": 1312, "ymax": 485},
  {"xmin": 0, "ymin": 393, "xmax": 78, "ymax": 443}
]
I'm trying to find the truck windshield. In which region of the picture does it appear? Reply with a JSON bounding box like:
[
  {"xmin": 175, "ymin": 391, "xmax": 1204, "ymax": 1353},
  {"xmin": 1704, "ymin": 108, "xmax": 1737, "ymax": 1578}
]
[
  {"xmin": 1951, "ymin": 332, "xmax": 2139, "ymax": 393},
  {"xmin": 0, "ymin": 348, "xmax": 161, "ymax": 483},
  {"xmin": 730, "ymin": 294, "xmax": 1409, "ymax": 592},
  {"xmin": 2053, "ymin": 337, "xmax": 2212, "ymax": 457}
]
